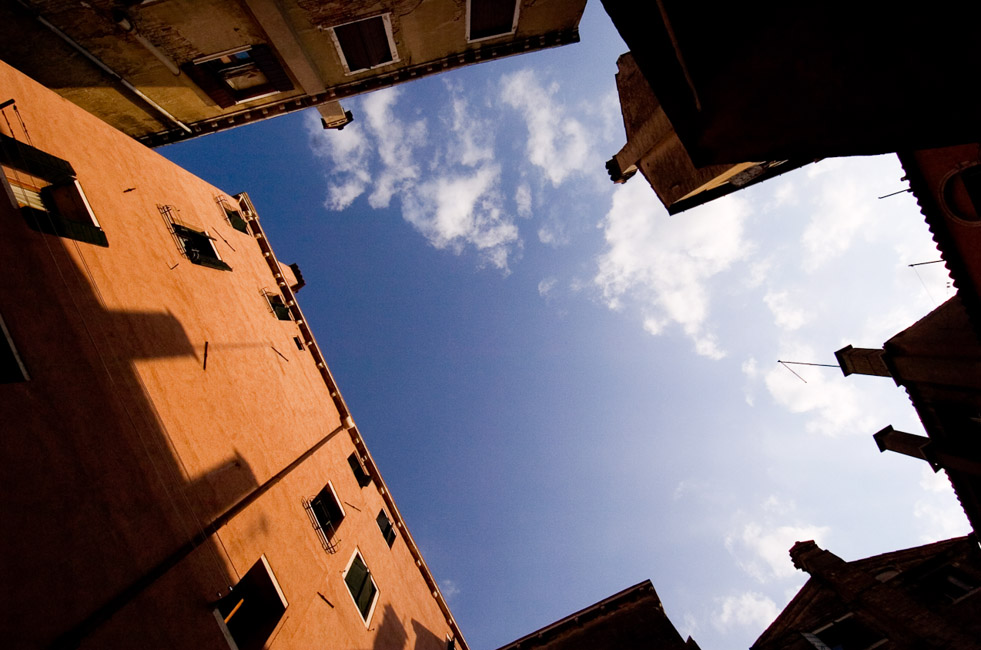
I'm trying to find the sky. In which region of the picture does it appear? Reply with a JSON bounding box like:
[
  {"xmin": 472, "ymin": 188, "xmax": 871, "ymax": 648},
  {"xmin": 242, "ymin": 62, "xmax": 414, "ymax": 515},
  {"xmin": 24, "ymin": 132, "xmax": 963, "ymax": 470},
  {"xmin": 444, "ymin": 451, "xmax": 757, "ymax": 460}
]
[{"xmin": 162, "ymin": 4, "xmax": 969, "ymax": 649}]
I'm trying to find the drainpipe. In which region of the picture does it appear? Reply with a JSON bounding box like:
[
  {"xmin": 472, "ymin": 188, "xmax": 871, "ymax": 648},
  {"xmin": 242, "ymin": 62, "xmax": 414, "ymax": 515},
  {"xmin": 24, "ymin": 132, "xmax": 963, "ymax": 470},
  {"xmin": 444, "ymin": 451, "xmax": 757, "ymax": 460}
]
[
  {"xmin": 14, "ymin": 0, "xmax": 191, "ymax": 134},
  {"xmin": 112, "ymin": 9, "xmax": 181, "ymax": 77}
]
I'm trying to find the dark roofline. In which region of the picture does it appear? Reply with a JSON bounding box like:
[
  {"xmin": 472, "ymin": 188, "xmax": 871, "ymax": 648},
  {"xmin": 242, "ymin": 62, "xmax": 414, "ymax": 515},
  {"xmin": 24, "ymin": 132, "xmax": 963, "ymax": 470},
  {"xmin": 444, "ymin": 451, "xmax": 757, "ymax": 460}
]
[
  {"xmin": 896, "ymin": 150, "xmax": 981, "ymax": 341},
  {"xmin": 493, "ymin": 580, "xmax": 659, "ymax": 650}
]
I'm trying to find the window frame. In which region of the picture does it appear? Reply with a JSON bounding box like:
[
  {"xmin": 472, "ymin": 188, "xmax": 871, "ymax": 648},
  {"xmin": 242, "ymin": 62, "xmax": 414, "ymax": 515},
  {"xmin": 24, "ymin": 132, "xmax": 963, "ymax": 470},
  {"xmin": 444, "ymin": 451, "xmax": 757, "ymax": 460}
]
[
  {"xmin": 328, "ymin": 14, "xmax": 400, "ymax": 75},
  {"xmin": 376, "ymin": 509, "xmax": 397, "ymax": 548},
  {"xmin": 304, "ymin": 480, "xmax": 345, "ymax": 553},
  {"xmin": 1, "ymin": 133, "xmax": 107, "ymax": 247},
  {"xmin": 212, "ymin": 554, "xmax": 288, "ymax": 650},
  {"xmin": 172, "ymin": 223, "xmax": 231, "ymax": 271},
  {"xmin": 348, "ymin": 452, "xmax": 372, "ymax": 488},
  {"xmin": 804, "ymin": 613, "xmax": 887, "ymax": 650},
  {"xmin": 342, "ymin": 549, "xmax": 379, "ymax": 626},
  {"xmin": 183, "ymin": 44, "xmax": 295, "ymax": 108},
  {"xmin": 466, "ymin": 0, "xmax": 520, "ymax": 43}
]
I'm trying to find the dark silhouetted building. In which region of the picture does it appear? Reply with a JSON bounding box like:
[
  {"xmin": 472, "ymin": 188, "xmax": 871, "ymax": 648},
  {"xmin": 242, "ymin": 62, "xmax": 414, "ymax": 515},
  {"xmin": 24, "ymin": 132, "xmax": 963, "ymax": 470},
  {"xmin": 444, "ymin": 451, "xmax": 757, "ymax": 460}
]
[
  {"xmin": 494, "ymin": 580, "xmax": 699, "ymax": 650},
  {"xmin": 753, "ymin": 536, "xmax": 981, "ymax": 650}
]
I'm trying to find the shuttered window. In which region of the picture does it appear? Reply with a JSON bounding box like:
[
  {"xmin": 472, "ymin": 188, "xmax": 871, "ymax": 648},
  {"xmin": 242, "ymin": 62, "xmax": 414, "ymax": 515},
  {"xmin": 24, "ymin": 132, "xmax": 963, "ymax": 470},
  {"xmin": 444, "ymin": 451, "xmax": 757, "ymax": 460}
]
[
  {"xmin": 344, "ymin": 552, "xmax": 378, "ymax": 622},
  {"xmin": 331, "ymin": 15, "xmax": 398, "ymax": 73},
  {"xmin": 468, "ymin": 0, "xmax": 518, "ymax": 41}
]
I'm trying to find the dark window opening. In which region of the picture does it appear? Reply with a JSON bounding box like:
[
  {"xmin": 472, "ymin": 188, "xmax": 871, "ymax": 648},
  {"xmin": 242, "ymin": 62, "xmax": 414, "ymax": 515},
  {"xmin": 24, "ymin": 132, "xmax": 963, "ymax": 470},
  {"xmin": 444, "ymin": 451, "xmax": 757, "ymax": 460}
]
[
  {"xmin": 1, "ymin": 133, "xmax": 107, "ymax": 247},
  {"xmin": 183, "ymin": 45, "xmax": 294, "ymax": 108},
  {"xmin": 468, "ymin": 0, "xmax": 518, "ymax": 41},
  {"xmin": 922, "ymin": 566, "xmax": 978, "ymax": 602},
  {"xmin": 344, "ymin": 552, "xmax": 378, "ymax": 621},
  {"xmin": 293, "ymin": 336, "xmax": 304, "ymax": 350},
  {"xmin": 214, "ymin": 556, "xmax": 287, "ymax": 650},
  {"xmin": 376, "ymin": 509, "xmax": 396, "ymax": 547},
  {"xmin": 1, "ymin": 312, "xmax": 29, "ymax": 383},
  {"xmin": 265, "ymin": 292, "xmax": 292, "ymax": 321},
  {"xmin": 805, "ymin": 615, "xmax": 885, "ymax": 650},
  {"xmin": 332, "ymin": 16, "xmax": 396, "ymax": 73},
  {"xmin": 348, "ymin": 452, "xmax": 372, "ymax": 488},
  {"xmin": 173, "ymin": 224, "xmax": 231, "ymax": 271},
  {"xmin": 224, "ymin": 205, "xmax": 249, "ymax": 234},
  {"xmin": 309, "ymin": 482, "xmax": 345, "ymax": 543}
]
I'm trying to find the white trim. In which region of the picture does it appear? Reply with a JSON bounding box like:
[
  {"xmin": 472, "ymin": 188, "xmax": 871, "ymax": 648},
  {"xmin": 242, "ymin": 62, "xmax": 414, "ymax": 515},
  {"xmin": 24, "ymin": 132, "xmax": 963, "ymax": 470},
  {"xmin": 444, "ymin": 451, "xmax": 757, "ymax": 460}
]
[
  {"xmin": 0, "ymin": 171, "xmax": 19, "ymax": 210},
  {"xmin": 259, "ymin": 554, "xmax": 289, "ymax": 609},
  {"xmin": 323, "ymin": 479, "xmax": 346, "ymax": 520},
  {"xmin": 193, "ymin": 45, "xmax": 253, "ymax": 65},
  {"xmin": 342, "ymin": 548, "xmax": 379, "ymax": 627},
  {"xmin": 466, "ymin": 0, "xmax": 520, "ymax": 43},
  {"xmin": 328, "ymin": 14, "xmax": 400, "ymax": 75}
]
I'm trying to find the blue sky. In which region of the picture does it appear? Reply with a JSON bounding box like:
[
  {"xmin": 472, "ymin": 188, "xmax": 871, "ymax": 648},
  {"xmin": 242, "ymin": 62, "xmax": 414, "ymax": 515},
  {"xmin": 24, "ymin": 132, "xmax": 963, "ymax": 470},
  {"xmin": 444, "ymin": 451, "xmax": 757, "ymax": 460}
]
[{"xmin": 163, "ymin": 4, "xmax": 967, "ymax": 649}]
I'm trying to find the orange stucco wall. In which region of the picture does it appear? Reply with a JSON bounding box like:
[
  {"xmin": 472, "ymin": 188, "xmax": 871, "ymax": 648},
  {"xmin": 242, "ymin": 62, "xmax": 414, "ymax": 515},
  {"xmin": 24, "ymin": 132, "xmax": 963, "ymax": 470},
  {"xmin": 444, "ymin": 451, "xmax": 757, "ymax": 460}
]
[{"xmin": 0, "ymin": 60, "xmax": 456, "ymax": 650}]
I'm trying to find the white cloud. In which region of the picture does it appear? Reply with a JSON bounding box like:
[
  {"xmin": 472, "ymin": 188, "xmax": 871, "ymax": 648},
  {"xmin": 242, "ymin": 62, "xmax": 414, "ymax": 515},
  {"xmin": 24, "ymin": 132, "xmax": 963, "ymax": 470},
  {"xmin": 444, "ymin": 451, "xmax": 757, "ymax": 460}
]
[
  {"xmin": 361, "ymin": 89, "xmax": 427, "ymax": 209},
  {"xmin": 914, "ymin": 466, "xmax": 970, "ymax": 542},
  {"xmin": 440, "ymin": 579, "xmax": 460, "ymax": 600},
  {"xmin": 594, "ymin": 181, "xmax": 752, "ymax": 359},
  {"xmin": 402, "ymin": 165, "xmax": 518, "ymax": 272},
  {"xmin": 501, "ymin": 70, "xmax": 591, "ymax": 186},
  {"xmin": 309, "ymin": 87, "xmax": 522, "ymax": 271},
  {"xmin": 515, "ymin": 183, "xmax": 532, "ymax": 218},
  {"xmin": 307, "ymin": 116, "xmax": 371, "ymax": 210},
  {"xmin": 763, "ymin": 342, "xmax": 876, "ymax": 436},
  {"xmin": 714, "ymin": 592, "xmax": 779, "ymax": 631},
  {"xmin": 726, "ymin": 520, "xmax": 830, "ymax": 582},
  {"xmin": 538, "ymin": 277, "xmax": 557, "ymax": 297},
  {"xmin": 764, "ymin": 290, "xmax": 810, "ymax": 331}
]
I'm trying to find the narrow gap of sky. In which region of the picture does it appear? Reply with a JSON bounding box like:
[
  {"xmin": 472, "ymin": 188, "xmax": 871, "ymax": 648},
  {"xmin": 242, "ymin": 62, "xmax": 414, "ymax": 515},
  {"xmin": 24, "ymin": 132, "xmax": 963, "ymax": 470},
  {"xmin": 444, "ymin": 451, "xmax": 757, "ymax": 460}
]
[{"xmin": 161, "ymin": 5, "xmax": 965, "ymax": 649}]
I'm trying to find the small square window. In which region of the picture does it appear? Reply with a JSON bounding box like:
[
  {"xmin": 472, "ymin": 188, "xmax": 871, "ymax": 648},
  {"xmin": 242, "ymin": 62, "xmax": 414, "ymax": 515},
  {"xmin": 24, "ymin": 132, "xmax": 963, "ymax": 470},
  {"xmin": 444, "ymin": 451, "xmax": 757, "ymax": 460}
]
[
  {"xmin": 213, "ymin": 555, "xmax": 287, "ymax": 650},
  {"xmin": 922, "ymin": 566, "xmax": 979, "ymax": 603},
  {"xmin": 330, "ymin": 15, "xmax": 399, "ymax": 74},
  {"xmin": 348, "ymin": 452, "xmax": 372, "ymax": 488},
  {"xmin": 467, "ymin": 0, "xmax": 519, "ymax": 42},
  {"xmin": 376, "ymin": 509, "xmax": 396, "ymax": 548},
  {"xmin": 343, "ymin": 551, "xmax": 379, "ymax": 624},
  {"xmin": 173, "ymin": 224, "xmax": 231, "ymax": 271},
  {"xmin": 184, "ymin": 45, "xmax": 294, "ymax": 108},
  {"xmin": 304, "ymin": 481, "xmax": 345, "ymax": 552},
  {"xmin": 1, "ymin": 312, "xmax": 29, "ymax": 383}
]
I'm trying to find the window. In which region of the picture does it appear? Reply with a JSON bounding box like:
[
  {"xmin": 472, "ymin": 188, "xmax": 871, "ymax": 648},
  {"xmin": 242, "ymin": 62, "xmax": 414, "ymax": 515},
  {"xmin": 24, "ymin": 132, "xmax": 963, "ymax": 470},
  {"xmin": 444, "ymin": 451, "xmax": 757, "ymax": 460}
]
[
  {"xmin": 183, "ymin": 45, "xmax": 294, "ymax": 108},
  {"xmin": 376, "ymin": 509, "xmax": 396, "ymax": 547},
  {"xmin": 262, "ymin": 290, "xmax": 292, "ymax": 321},
  {"xmin": 348, "ymin": 452, "xmax": 372, "ymax": 488},
  {"xmin": 344, "ymin": 551, "xmax": 379, "ymax": 623},
  {"xmin": 1, "ymin": 133, "xmax": 107, "ymax": 247},
  {"xmin": 217, "ymin": 196, "xmax": 250, "ymax": 234},
  {"xmin": 173, "ymin": 224, "xmax": 231, "ymax": 271},
  {"xmin": 213, "ymin": 555, "xmax": 287, "ymax": 650},
  {"xmin": 330, "ymin": 15, "xmax": 399, "ymax": 74},
  {"xmin": 922, "ymin": 566, "xmax": 978, "ymax": 603},
  {"xmin": 467, "ymin": 0, "xmax": 519, "ymax": 42},
  {"xmin": 804, "ymin": 614, "xmax": 886, "ymax": 650},
  {"xmin": 1, "ymin": 311, "xmax": 29, "ymax": 383},
  {"xmin": 304, "ymin": 481, "xmax": 345, "ymax": 552}
]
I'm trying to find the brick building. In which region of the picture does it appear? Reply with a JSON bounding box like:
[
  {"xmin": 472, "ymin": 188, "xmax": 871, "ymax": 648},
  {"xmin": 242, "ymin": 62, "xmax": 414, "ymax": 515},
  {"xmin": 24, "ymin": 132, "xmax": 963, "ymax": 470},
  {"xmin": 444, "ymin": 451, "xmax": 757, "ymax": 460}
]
[
  {"xmin": 0, "ymin": 0, "xmax": 585, "ymax": 147},
  {"xmin": 0, "ymin": 59, "xmax": 464, "ymax": 650},
  {"xmin": 752, "ymin": 536, "xmax": 981, "ymax": 650},
  {"xmin": 493, "ymin": 581, "xmax": 699, "ymax": 650}
]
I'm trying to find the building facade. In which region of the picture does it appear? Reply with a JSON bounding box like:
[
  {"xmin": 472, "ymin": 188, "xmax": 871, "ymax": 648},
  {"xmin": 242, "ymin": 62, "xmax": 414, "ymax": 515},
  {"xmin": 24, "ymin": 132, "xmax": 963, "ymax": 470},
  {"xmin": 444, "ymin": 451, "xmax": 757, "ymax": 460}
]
[
  {"xmin": 752, "ymin": 536, "xmax": 981, "ymax": 650},
  {"xmin": 1, "ymin": 0, "xmax": 585, "ymax": 147},
  {"xmin": 605, "ymin": 52, "xmax": 813, "ymax": 214},
  {"xmin": 0, "ymin": 59, "xmax": 464, "ymax": 650},
  {"xmin": 493, "ymin": 581, "xmax": 699, "ymax": 650}
]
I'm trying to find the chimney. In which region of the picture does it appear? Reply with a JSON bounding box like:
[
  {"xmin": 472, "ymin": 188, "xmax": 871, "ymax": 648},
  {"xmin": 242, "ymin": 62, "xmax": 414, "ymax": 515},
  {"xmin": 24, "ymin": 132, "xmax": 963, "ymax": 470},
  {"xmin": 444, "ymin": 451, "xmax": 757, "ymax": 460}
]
[{"xmin": 835, "ymin": 345, "xmax": 892, "ymax": 378}]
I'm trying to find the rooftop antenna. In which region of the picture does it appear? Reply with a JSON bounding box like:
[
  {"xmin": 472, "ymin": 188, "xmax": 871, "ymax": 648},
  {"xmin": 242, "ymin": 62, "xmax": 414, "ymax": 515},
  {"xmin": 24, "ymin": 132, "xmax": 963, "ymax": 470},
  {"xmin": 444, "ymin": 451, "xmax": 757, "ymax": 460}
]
[
  {"xmin": 776, "ymin": 360, "xmax": 839, "ymax": 384},
  {"xmin": 908, "ymin": 259, "xmax": 944, "ymax": 304}
]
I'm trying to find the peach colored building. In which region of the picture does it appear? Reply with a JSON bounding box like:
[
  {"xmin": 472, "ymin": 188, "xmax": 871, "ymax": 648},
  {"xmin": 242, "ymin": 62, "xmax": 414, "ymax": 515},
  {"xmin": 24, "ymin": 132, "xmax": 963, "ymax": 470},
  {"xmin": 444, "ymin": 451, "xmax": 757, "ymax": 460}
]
[{"xmin": 0, "ymin": 59, "xmax": 463, "ymax": 650}]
